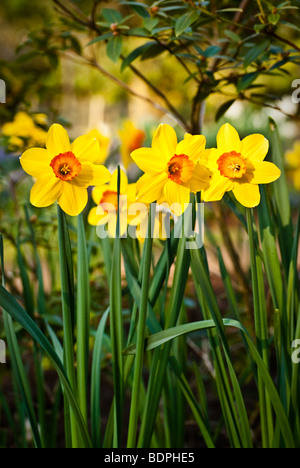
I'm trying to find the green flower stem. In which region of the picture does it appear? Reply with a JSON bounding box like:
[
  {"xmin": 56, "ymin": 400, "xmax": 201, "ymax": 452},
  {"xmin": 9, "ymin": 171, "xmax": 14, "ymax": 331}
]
[
  {"xmin": 76, "ymin": 213, "xmax": 90, "ymax": 424},
  {"xmin": 247, "ymin": 208, "xmax": 273, "ymax": 448},
  {"xmin": 57, "ymin": 205, "xmax": 79, "ymax": 448},
  {"xmin": 127, "ymin": 206, "xmax": 153, "ymax": 448},
  {"xmin": 110, "ymin": 166, "xmax": 124, "ymax": 447},
  {"xmin": 0, "ymin": 235, "xmax": 42, "ymax": 448},
  {"xmin": 137, "ymin": 214, "xmax": 191, "ymax": 448}
]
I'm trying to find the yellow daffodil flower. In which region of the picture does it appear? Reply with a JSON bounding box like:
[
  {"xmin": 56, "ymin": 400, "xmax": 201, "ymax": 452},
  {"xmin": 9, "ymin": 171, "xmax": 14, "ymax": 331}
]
[
  {"xmin": 86, "ymin": 129, "xmax": 110, "ymax": 164},
  {"xmin": 2, "ymin": 112, "xmax": 47, "ymax": 150},
  {"xmin": 202, "ymin": 123, "xmax": 281, "ymax": 207},
  {"xmin": 118, "ymin": 120, "xmax": 146, "ymax": 169},
  {"xmin": 20, "ymin": 124, "xmax": 111, "ymax": 217},
  {"xmin": 88, "ymin": 168, "xmax": 137, "ymax": 237},
  {"xmin": 131, "ymin": 123, "xmax": 209, "ymax": 216},
  {"xmin": 286, "ymin": 141, "xmax": 300, "ymax": 190}
]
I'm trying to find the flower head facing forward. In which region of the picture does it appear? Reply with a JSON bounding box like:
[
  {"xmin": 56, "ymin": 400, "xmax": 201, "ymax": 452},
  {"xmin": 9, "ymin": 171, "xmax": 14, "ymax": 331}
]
[
  {"xmin": 20, "ymin": 124, "xmax": 111, "ymax": 216},
  {"xmin": 202, "ymin": 123, "xmax": 281, "ymax": 208},
  {"xmin": 131, "ymin": 124, "xmax": 209, "ymax": 216}
]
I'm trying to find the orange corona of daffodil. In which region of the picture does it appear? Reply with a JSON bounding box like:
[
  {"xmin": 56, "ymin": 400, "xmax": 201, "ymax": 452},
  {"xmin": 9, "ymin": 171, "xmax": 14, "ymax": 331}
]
[
  {"xmin": 118, "ymin": 120, "xmax": 146, "ymax": 169},
  {"xmin": 88, "ymin": 168, "xmax": 137, "ymax": 236},
  {"xmin": 131, "ymin": 123, "xmax": 209, "ymax": 216},
  {"xmin": 20, "ymin": 124, "xmax": 111, "ymax": 217},
  {"xmin": 286, "ymin": 141, "xmax": 300, "ymax": 191},
  {"xmin": 202, "ymin": 123, "xmax": 281, "ymax": 207}
]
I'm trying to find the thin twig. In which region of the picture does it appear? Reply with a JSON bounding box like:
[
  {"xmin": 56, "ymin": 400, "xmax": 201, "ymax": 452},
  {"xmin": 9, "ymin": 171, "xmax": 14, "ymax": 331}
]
[
  {"xmin": 126, "ymin": 60, "xmax": 191, "ymax": 131},
  {"xmin": 76, "ymin": 53, "xmax": 189, "ymax": 129}
]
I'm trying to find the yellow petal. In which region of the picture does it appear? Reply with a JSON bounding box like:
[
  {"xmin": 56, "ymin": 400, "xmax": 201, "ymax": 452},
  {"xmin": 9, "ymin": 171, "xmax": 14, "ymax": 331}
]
[
  {"xmin": 20, "ymin": 148, "xmax": 52, "ymax": 178},
  {"xmin": 90, "ymin": 164, "xmax": 111, "ymax": 186},
  {"xmin": 92, "ymin": 186, "xmax": 107, "ymax": 205},
  {"xmin": 30, "ymin": 175, "xmax": 63, "ymax": 207},
  {"xmin": 293, "ymin": 169, "xmax": 300, "ymax": 190},
  {"xmin": 131, "ymin": 147, "xmax": 166, "ymax": 175},
  {"xmin": 286, "ymin": 142, "xmax": 300, "ymax": 168},
  {"xmin": 164, "ymin": 179, "xmax": 190, "ymax": 216},
  {"xmin": 136, "ymin": 173, "xmax": 167, "ymax": 204},
  {"xmin": 46, "ymin": 124, "xmax": 70, "ymax": 157},
  {"xmin": 70, "ymin": 162, "xmax": 93, "ymax": 188},
  {"xmin": 199, "ymin": 148, "xmax": 219, "ymax": 170},
  {"xmin": 86, "ymin": 129, "xmax": 110, "ymax": 164},
  {"xmin": 88, "ymin": 206, "xmax": 110, "ymax": 226},
  {"xmin": 151, "ymin": 124, "xmax": 177, "ymax": 161},
  {"xmin": 185, "ymin": 163, "xmax": 209, "ymax": 192},
  {"xmin": 70, "ymin": 162, "xmax": 111, "ymax": 188},
  {"xmin": 202, "ymin": 171, "xmax": 234, "ymax": 202},
  {"xmin": 217, "ymin": 123, "xmax": 241, "ymax": 153},
  {"xmin": 246, "ymin": 161, "xmax": 281, "ymax": 184},
  {"xmin": 127, "ymin": 183, "xmax": 137, "ymax": 203},
  {"xmin": 58, "ymin": 184, "xmax": 88, "ymax": 216},
  {"xmin": 241, "ymin": 134, "xmax": 269, "ymax": 161},
  {"xmin": 232, "ymin": 182, "xmax": 260, "ymax": 207},
  {"xmin": 110, "ymin": 168, "xmax": 128, "ymax": 193},
  {"xmin": 71, "ymin": 135, "xmax": 101, "ymax": 163},
  {"xmin": 175, "ymin": 134, "xmax": 206, "ymax": 162}
]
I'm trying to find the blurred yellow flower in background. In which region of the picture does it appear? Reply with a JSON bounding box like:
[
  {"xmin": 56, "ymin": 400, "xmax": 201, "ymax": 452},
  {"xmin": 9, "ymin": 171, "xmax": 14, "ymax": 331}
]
[
  {"xmin": 2, "ymin": 111, "xmax": 47, "ymax": 151},
  {"xmin": 20, "ymin": 123, "xmax": 111, "ymax": 216},
  {"xmin": 131, "ymin": 123, "xmax": 209, "ymax": 216},
  {"xmin": 286, "ymin": 141, "xmax": 300, "ymax": 190},
  {"xmin": 86, "ymin": 129, "xmax": 110, "ymax": 164},
  {"xmin": 202, "ymin": 123, "xmax": 281, "ymax": 208},
  {"xmin": 118, "ymin": 120, "xmax": 146, "ymax": 169},
  {"xmin": 88, "ymin": 168, "xmax": 137, "ymax": 236}
]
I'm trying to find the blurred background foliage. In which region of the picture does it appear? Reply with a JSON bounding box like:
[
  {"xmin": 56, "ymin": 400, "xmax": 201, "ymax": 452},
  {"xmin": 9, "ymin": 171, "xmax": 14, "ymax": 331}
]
[
  {"xmin": 1, "ymin": 0, "xmax": 300, "ymax": 287},
  {"xmin": 0, "ymin": 0, "xmax": 300, "ymax": 239},
  {"xmin": 0, "ymin": 0, "xmax": 300, "ymax": 135}
]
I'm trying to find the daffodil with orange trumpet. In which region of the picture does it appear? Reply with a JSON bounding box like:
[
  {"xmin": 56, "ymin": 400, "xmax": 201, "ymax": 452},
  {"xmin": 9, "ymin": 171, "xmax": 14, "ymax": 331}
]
[
  {"xmin": 20, "ymin": 124, "xmax": 111, "ymax": 216},
  {"xmin": 202, "ymin": 123, "xmax": 281, "ymax": 207},
  {"xmin": 88, "ymin": 168, "xmax": 137, "ymax": 237},
  {"xmin": 131, "ymin": 123, "xmax": 209, "ymax": 215}
]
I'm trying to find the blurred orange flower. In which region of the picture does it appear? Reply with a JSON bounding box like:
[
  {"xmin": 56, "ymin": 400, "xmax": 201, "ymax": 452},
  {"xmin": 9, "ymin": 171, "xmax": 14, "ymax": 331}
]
[{"xmin": 118, "ymin": 120, "xmax": 146, "ymax": 169}]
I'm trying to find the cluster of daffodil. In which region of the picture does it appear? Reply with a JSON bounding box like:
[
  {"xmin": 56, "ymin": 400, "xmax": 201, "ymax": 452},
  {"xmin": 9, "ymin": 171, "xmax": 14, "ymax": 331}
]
[
  {"xmin": 2, "ymin": 112, "xmax": 48, "ymax": 151},
  {"xmin": 286, "ymin": 141, "xmax": 300, "ymax": 191},
  {"xmin": 19, "ymin": 121, "xmax": 281, "ymax": 232}
]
